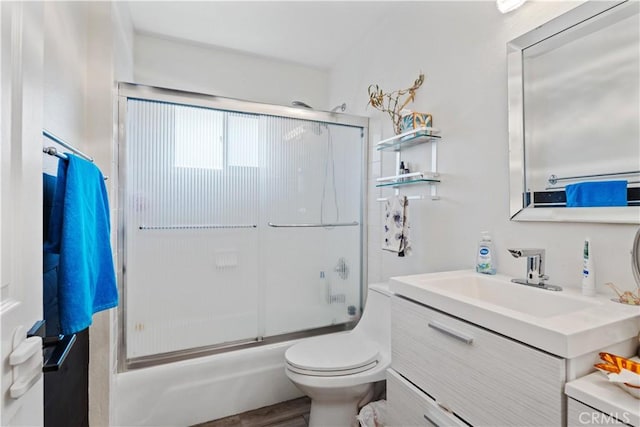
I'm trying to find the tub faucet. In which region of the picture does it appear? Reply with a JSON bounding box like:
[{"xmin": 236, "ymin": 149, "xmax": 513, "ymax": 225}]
[{"xmin": 507, "ymin": 248, "xmax": 562, "ymax": 291}]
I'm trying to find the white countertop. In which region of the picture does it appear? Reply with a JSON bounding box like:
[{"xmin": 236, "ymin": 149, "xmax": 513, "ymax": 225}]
[
  {"xmin": 565, "ymin": 361, "xmax": 640, "ymax": 427},
  {"xmin": 389, "ymin": 270, "xmax": 640, "ymax": 358}
]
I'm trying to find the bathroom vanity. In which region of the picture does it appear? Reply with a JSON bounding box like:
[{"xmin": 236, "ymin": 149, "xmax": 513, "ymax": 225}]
[{"xmin": 386, "ymin": 271, "xmax": 640, "ymax": 426}]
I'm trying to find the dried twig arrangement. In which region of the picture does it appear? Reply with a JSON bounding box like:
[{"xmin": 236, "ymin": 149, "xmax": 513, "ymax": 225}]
[
  {"xmin": 367, "ymin": 73, "xmax": 425, "ymax": 135},
  {"xmin": 606, "ymin": 282, "xmax": 640, "ymax": 305}
]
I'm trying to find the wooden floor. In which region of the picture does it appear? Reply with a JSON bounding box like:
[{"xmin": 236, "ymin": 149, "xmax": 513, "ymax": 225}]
[{"xmin": 192, "ymin": 397, "xmax": 311, "ymax": 427}]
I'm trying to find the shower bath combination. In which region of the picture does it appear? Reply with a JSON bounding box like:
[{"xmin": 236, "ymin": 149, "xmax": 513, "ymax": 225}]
[{"xmin": 117, "ymin": 83, "xmax": 367, "ymax": 371}]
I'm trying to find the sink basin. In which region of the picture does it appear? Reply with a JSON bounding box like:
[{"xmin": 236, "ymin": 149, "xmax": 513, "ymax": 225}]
[
  {"xmin": 390, "ymin": 270, "xmax": 640, "ymax": 358},
  {"xmin": 423, "ymin": 274, "xmax": 599, "ymax": 318}
]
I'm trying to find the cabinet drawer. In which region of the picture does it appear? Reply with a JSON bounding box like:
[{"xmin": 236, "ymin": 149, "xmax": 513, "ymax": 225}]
[
  {"xmin": 568, "ymin": 399, "xmax": 629, "ymax": 427},
  {"xmin": 387, "ymin": 369, "xmax": 466, "ymax": 427},
  {"xmin": 392, "ymin": 296, "xmax": 566, "ymax": 426}
]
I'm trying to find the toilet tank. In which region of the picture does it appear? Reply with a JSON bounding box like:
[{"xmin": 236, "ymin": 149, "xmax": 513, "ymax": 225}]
[{"xmin": 353, "ymin": 283, "xmax": 391, "ymax": 353}]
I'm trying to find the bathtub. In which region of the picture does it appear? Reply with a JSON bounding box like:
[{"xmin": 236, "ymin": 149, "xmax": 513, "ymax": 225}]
[{"xmin": 113, "ymin": 340, "xmax": 304, "ymax": 426}]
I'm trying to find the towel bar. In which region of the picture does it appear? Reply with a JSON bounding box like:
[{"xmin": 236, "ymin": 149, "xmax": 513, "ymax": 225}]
[
  {"xmin": 548, "ymin": 170, "xmax": 640, "ymax": 186},
  {"xmin": 43, "ymin": 146, "xmax": 108, "ymax": 180},
  {"xmin": 546, "ymin": 180, "xmax": 640, "ymax": 190},
  {"xmin": 267, "ymin": 221, "xmax": 359, "ymax": 228},
  {"xmin": 42, "ymin": 129, "xmax": 94, "ymax": 162}
]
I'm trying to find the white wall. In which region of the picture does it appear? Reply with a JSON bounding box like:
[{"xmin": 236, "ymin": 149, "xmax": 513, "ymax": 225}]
[
  {"xmin": 43, "ymin": 1, "xmax": 88, "ymax": 161},
  {"xmin": 43, "ymin": 2, "xmax": 134, "ymax": 426},
  {"xmin": 113, "ymin": 2, "xmax": 135, "ymax": 85},
  {"xmin": 134, "ymin": 32, "xmax": 330, "ymax": 110},
  {"xmin": 329, "ymin": 0, "xmax": 638, "ymax": 294}
]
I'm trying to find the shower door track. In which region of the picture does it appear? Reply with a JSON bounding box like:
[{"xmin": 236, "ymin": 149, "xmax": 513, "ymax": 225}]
[
  {"xmin": 125, "ymin": 322, "xmax": 355, "ymax": 371},
  {"xmin": 117, "ymin": 82, "xmax": 369, "ymax": 372}
]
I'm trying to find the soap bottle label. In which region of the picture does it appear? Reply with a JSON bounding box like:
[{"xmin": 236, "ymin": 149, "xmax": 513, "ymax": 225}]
[{"xmin": 476, "ymin": 246, "xmax": 493, "ymax": 273}]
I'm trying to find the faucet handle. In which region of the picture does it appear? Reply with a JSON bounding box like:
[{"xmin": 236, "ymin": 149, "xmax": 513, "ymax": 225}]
[{"xmin": 508, "ymin": 248, "xmax": 545, "ymax": 258}]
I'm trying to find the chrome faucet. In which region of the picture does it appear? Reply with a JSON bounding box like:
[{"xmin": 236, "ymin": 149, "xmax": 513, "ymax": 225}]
[{"xmin": 507, "ymin": 248, "xmax": 562, "ymax": 291}]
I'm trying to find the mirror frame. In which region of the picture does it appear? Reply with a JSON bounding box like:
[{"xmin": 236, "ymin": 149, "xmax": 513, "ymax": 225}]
[{"xmin": 507, "ymin": 0, "xmax": 640, "ymax": 224}]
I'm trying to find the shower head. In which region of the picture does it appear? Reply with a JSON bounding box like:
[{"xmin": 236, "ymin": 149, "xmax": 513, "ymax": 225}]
[
  {"xmin": 292, "ymin": 101, "xmax": 346, "ymax": 113},
  {"xmin": 331, "ymin": 103, "xmax": 347, "ymax": 113},
  {"xmin": 292, "ymin": 100, "xmax": 313, "ymax": 109}
]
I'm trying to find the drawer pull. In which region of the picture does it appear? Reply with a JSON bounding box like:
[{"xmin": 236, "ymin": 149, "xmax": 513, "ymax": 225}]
[
  {"xmin": 428, "ymin": 321, "xmax": 473, "ymax": 345},
  {"xmin": 423, "ymin": 413, "xmax": 440, "ymax": 426}
]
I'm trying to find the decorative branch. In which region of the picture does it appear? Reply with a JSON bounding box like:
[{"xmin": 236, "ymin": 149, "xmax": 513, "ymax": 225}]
[{"xmin": 367, "ymin": 73, "xmax": 425, "ymax": 135}]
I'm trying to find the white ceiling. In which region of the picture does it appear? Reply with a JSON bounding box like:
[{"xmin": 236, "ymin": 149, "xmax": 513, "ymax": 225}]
[{"xmin": 126, "ymin": 1, "xmax": 396, "ymax": 70}]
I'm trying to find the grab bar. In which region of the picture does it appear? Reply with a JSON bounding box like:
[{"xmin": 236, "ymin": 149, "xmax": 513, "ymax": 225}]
[
  {"xmin": 267, "ymin": 221, "xmax": 359, "ymax": 228},
  {"xmin": 139, "ymin": 224, "xmax": 257, "ymax": 230},
  {"xmin": 548, "ymin": 170, "xmax": 640, "ymax": 186}
]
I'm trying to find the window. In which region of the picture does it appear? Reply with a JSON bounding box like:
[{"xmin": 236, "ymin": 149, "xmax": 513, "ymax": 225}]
[
  {"xmin": 174, "ymin": 105, "xmax": 224, "ymax": 169},
  {"xmin": 228, "ymin": 113, "xmax": 260, "ymax": 168}
]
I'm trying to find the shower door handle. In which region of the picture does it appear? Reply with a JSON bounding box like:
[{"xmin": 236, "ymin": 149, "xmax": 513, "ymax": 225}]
[
  {"xmin": 267, "ymin": 221, "xmax": 359, "ymax": 228},
  {"xmin": 140, "ymin": 224, "xmax": 257, "ymax": 230}
]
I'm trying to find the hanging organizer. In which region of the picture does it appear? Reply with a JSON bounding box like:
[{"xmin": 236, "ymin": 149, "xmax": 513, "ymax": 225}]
[{"xmin": 375, "ymin": 127, "xmax": 441, "ymax": 201}]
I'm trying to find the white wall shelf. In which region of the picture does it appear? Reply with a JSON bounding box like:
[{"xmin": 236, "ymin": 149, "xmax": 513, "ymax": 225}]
[
  {"xmin": 376, "ymin": 178, "xmax": 440, "ymax": 188},
  {"xmin": 376, "ymin": 127, "xmax": 441, "ymax": 152},
  {"xmin": 376, "ymin": 127, "xmax": 441, "ymax": 200}
]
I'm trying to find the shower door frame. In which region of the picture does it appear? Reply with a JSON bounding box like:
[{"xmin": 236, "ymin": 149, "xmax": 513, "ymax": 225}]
[{"xmin": 116, "ymin": 82, "xmax": 369, "ymax": 371}]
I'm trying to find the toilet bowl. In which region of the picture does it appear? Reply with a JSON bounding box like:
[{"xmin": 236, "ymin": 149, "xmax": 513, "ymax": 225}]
[{"xmin": 284, "ymin": 284, "xmax": 391, "ymax": 427}]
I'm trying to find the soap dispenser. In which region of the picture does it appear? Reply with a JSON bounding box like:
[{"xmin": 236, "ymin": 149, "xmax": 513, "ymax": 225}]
[{"xmin": 476, "ymin": 231, "xmax": 496, "ymax": 275}]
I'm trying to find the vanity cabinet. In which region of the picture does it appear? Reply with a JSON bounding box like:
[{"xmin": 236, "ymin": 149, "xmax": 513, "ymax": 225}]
[
  {"xmin": 387, "ymin": 369, "xmax": 465, "ymax": 427},
  {"xmin": 565, "ymin": 365, "xmax": 639, "ymax": 427},
  {"xmin": 567, "ymin": 400, "xmax": 627, "ymax": 427},
  {"xmin": 388, "ymin": 295, "xmax": 566, "ymax": 426}
]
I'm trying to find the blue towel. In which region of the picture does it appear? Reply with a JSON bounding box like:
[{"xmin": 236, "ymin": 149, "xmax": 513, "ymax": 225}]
[
  {"xmin": 46, "ymin": 155, "xmax": 118, "ymax": 334},
  {"xmin": 43, "ymin": 173, "xmax": 62, "ymax": 336},
  {"xmin": 565, "ymin": 180, "xmax": 628, "ymax": 207}
]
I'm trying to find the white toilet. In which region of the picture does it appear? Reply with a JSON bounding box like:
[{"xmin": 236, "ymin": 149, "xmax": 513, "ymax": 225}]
[{"xmin": 284, "ymin": 284, "xmax": 391, "ymax": 427}]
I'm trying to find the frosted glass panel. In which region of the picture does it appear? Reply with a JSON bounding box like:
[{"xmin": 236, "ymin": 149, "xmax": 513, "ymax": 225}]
[
  {"xmin": 123, "ymin": 98, "xmax": 363, "ymax": 361},
  {"xmin": 125, "ymin": 100, "xmax": 260, "ymax": 358},
  {"xmin": 261, "ymin": 118, "xmax": 363, "ymax": 336}
]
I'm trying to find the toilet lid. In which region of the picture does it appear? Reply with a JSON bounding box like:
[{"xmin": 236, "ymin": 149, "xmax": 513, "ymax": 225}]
[{"xmin": 285, "ymin": 334, "xmax": 379, "ymax": 374}]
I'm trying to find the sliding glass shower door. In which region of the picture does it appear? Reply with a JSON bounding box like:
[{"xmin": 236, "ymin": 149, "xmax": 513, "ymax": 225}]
[
  {"xmin": 119, "ymin": 85, "xmax": 366, "ymax": 366},
  {"xmin": 261, "ymin": 119, "xmax": 363, "ymax": 337}
]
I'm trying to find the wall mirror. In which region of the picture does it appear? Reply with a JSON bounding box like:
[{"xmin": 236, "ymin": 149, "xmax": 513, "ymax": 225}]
[{"xmin": 508, "ymin": 0, "xmax": 640, "ymax": 223}]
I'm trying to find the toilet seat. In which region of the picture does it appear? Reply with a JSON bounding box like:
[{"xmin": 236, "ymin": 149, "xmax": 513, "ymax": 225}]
[{"xmin": 285, "ymin": 334, "xmax": 379, "ymax": 377}]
